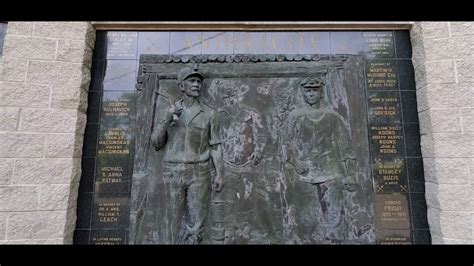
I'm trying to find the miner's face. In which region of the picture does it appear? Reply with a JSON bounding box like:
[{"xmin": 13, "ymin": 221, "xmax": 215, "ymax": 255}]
[
  {"xmin": 302, "ymin": 86, "xmax": 322, "ymax": 105},
  {"xmin": 180, "ymin": 75, "xmax": 202, "ymax": 97},
  {"xmin": 222, "ymin": 92, "xmax": 238, "ymax": 107}
]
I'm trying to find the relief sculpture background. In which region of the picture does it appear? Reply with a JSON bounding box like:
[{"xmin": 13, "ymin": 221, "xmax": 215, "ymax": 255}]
[{"xmin": 129, "ymin": 55, "xmax": 375, "ymax": 244}]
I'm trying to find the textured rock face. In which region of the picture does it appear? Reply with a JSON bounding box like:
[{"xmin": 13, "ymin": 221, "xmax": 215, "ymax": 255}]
[
  {"xmin": 411, "ymin": 22, "xmax": 474, "ymax": 244},
  {"xmin": 0, "ymin": 22, "xmax": 95, "ymax": 244}
]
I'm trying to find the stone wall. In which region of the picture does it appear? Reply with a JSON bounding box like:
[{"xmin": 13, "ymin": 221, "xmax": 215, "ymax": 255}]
[
  {"xmin": 0, "ymin": 22, "xmax": 95, "ymax": 244},
  {"xmin": 410, "ymin": 22, "xmax": 473, "ymax": 243}
]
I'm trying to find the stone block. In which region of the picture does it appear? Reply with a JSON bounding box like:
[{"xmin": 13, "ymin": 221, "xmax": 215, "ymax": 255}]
[
  {"xmin": 13, "ymin": 158, "xmax": 81, "ymax": 184},
  {"xmin": 0, "ymin": 159, "xmax": 14, "ymax": 185},
  {"xmin": 458, "ymin": 85, "xmax": 474, "ymax": 108},
  {"xmin": 409, "ymin": 27, "xmax": 426, "ymax": 69},
  {"xmin": 57, "ymin": 39, "xmax": 93, "ymax": 67},
  {"xmin": 5, "ymin": 22, "xmax": 35, "ymax": 36},
  {"xmin": 416, "ymin": 83, "xmax": 471, "ymax": 110},
  {"xmin": 0, "ymin": 133, "xmax": 44, "ymax": 158},
  {"xmin": 0, "ymin": 186, "xmax": 38, "ymax": 211},
  {"xmin": 470, "ymin": 158, "xmax": 474, "ymax": 185},
  {"xmin": 51, "ymin": 84, "xmax": 88, "ymax": 111},
  {"xmin": 428, "ymin": 233, "xmax": 441, "ymax": 244},
  {"xmin": 418, "ymin": 110, "xmax": 430, "ymax": 135},
  {"xmin": 27, "ymin": 60, "xmax": 89, "ymax": 87},
  {"xmin": 460, "ymin": 108, "xmax": 474, "ymax": 132},
  {"xmin": 424, "ymin": 37, "xmax": 471, "ymax": 61},
  {"xmin": 419, "ymin": 22, "xmax": 450, "ymax": 39},
  {"xmin": 442, "ymin": 237, "xmax": 472, "ymax": 244},
  {"xmin": 427, "ymin": 208, "xmax": 471, "ymax": 239},
  {"xmin": 0, "ymin": 58, "xmax": 27, "ymax": 82},
  {"xmin": 423, "ymin": 158, "xmax": 470, "ymax": 184},
  {"xmin": 420, "ymin": 61, "xmax": 456, "ymax": 87},
  {"xmin": 6, "ymin": 211, "xmax": 67, "ymax": 240},
  {"xmin": 426, "ymin": 183, "xmax": 470, "ymax": 211},
  {"xmin": 20, "ymin": 108, "xmax": 85, "ymax": 133},
  {"xmin": 420, "ymin": 133, "xmax": 434, "ymax": 157},
  {"xmin": 0, "ymin": 238, "xmax": 64, "ymax": 244},
  {"xmin": 449, "ymin": 22, "xmax": 474, "ymax": 37},
  {"xmin": 456, "ymin": 59, "xmax": 474, "ymax": 84},
  {"xmin": 44, "ymin": 133, "xmax": 83, "ymax": 158},
  {"xmin": 415, "ymin": 87, "xmax": 429, "ymax": 112},
  {"xmin": 0, "ymin": 107, "xmax": 19, "ymax": 131},
  {"xmin": 85, "ymin": 24, "xmax": 96, "ymax": 48},
  {"xmin": 0, "ymin": 81, "xmax": 50, "ymax": 108},
  {"xmin": 3, "ymin": 36, "xmax": 56, "ymax": 60},
  {"xmin": 38, "ymin": 183, "xmax": 79, "ymax": 210},
  {"xmin": 425, "ymin": 108, "xmax": 461, "ymax": 133},
  {"xmin": 432, "ymin": 132, "xmax": 473, "ymax": 157},
  {"xmin": 0, "ymin": 213, "xmax": 7, "ymax": 240},
  {"xmin": 34, "ymin": 22, "xmax": 91, "ymax": 40}
]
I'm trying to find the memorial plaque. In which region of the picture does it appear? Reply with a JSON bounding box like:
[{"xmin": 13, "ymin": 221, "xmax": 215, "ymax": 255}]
[
  {"xmin": 367, "ymin": 91, "xmax": 402, "ymax": 124},
  {"xmin": 107, "ymin": 32, "xmax": 138, "ymax": 59},
  {"xmin": 372, "ymin": 157, "xmax": 408, "ymax": 193},
  {"xmin": 95, "ymin": 181, "xmax": 130, "ymax": 197},
  {"xmin": 92, "ymin": 197, "xmax": 130, "ymax": 229},
  {"xmin": 97, "ymin": 127, "xmax": 131, "ymax": 156},
  {"xmin": 96, "ymin": 162, "xmax": 132, "ymax": 184},
  {"xmin": 75, "ymin": 30, "xmax": 429, "ymax": 245},
  {"xmin": 97, "ymin": 91, "xmax": 135, "ymax": 157},
  {"xmin": 365, "ymin": 60, "xmax": 398, "ymax": 90},
  {"xmin": 369, "ymin": 124, "xmax": 405, "ymax": 158},
  {"xmin": 363, "ymin": 32, "xmax": 395, "ymax": 58},
  {"xmin": 376, "ymin": 229, "xmax": 411, "ymax": 245},
  {"xmin": 95, "ymin": 154, "xmax": 133, "ymax": 196},
  {"xmin": 374, "ymin": 193, "xmax": 410, "ymax": 229},
  {"xmin": 90, "ymin": 230, "xmax": 127, "ymax": 245}
]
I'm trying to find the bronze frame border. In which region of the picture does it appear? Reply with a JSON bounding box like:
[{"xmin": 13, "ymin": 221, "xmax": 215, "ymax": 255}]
[{"xmin": 92, "ymin": 21, "xmax": 413, "ymax": 31}]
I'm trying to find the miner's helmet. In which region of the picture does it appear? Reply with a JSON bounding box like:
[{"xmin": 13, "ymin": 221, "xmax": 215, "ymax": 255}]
[
  {"xmin": 177, "ymin": 66, "xmax": 204, "ymax": 85},
  {"xmin": 300, "ymin": 76, "xmax": 324, "ymax": 88}
]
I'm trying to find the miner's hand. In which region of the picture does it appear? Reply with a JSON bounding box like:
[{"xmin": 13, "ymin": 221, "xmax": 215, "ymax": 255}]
[
  {"xmin": 250, "ymin": 151, "xmax": 263, "ymax": 165},
  {"xmin": 150, "ymin": 131, "xmax": 160, "ymax": 150},
  {"xmin": 293, "ymin": 160, "xmax": 309, "ymax": 175},
  {"xmin": 212, "ymin": 174, "xmax": 223, "ymax": 192},
  {"xmin": 342, "ymin": 176, "xmax": 358, "ymax": 192}
]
